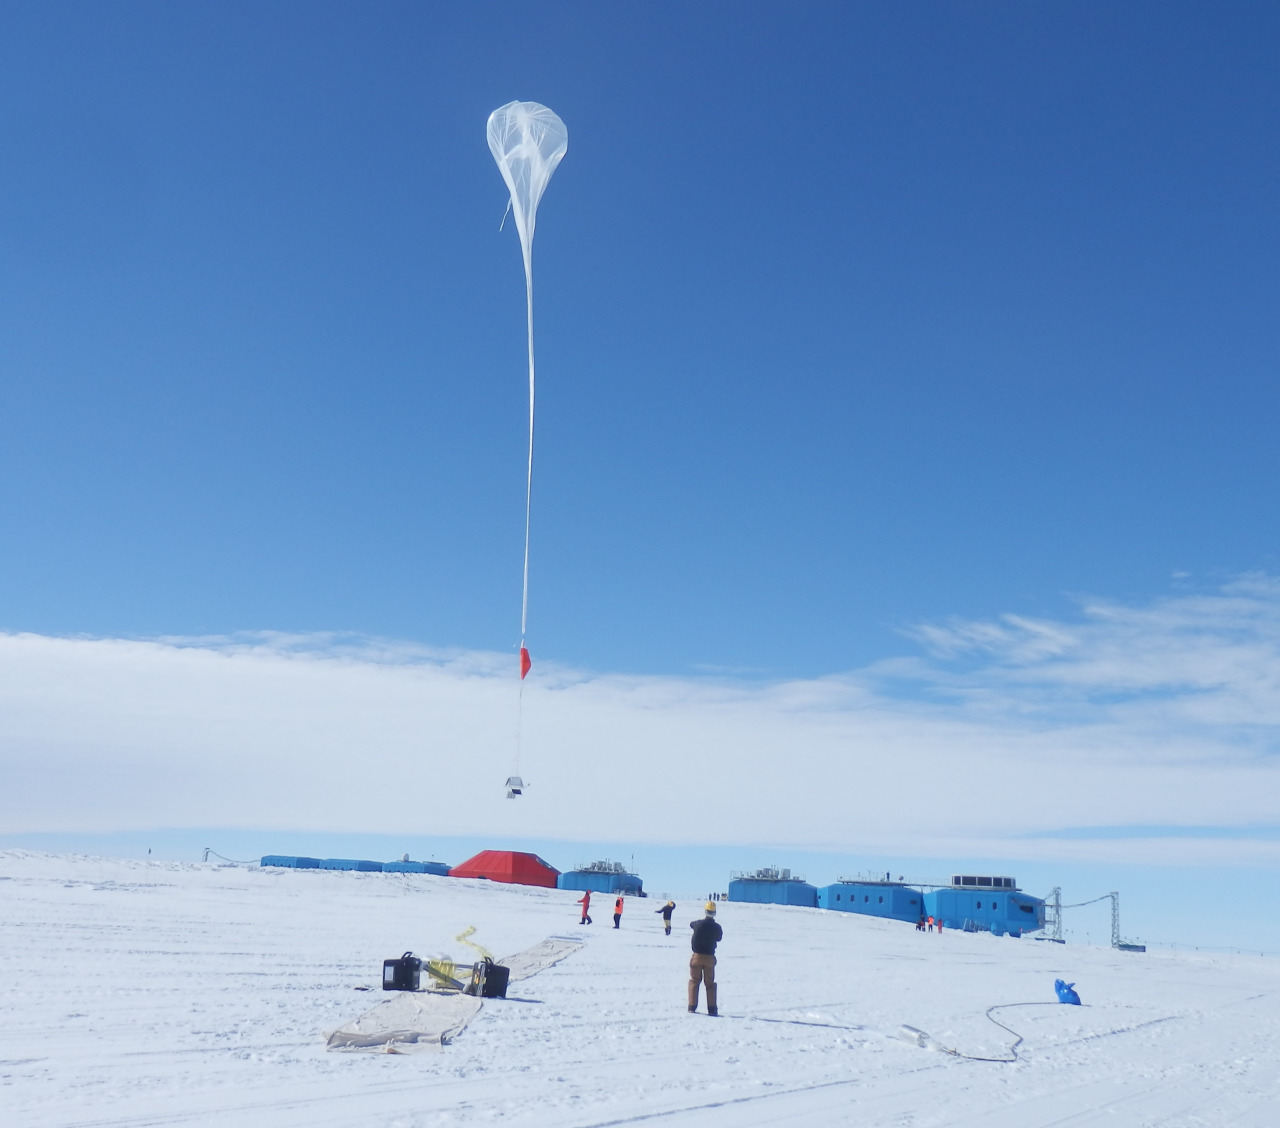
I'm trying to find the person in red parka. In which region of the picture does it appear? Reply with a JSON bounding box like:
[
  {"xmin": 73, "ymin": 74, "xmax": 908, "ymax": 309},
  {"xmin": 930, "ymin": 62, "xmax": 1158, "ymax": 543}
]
[
  {"xmin": 613, "ymin": 895, "xmax": 624, "ymax": 929},
  {"xmin": 577, "ymin": 890, "xmax": 592, "ymax": 925}
]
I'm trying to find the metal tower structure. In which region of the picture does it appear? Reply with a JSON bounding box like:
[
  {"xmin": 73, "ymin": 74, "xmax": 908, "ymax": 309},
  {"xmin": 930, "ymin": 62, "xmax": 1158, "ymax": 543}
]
[
  {"xmin": 1043, "ymin": 886, "xmax": 1064, "ymax": 942},
  {"xmin": 1058, "ymin": 890, "xmax": 1145, "ymax": 951}
]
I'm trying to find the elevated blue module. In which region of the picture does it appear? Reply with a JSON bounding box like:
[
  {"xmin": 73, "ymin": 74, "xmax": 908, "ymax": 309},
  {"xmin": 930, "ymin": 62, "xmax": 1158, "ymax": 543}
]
[
  {"xmin": 260, "ymin": 855, "xmax": 321, "ymax": 869},
  {"xmin": 923, "ymin": 875, "xmax": 1045, "ymax": 936},
  {"xmin": 383, "ymin": 860, "xmax": 451, "ymax": 875},
  {"xmin": 557, "ymin": 860, "xmax": 643, "ymax": 895},
  {"xmin": 728, "ymin": 867, "xmax": 818, "ymax": 907},
  {"xmin": 818, "ymin": 881, "xmax": 924, "ymax": 923},
  {"xmin": 262, "ymin": 855, "xmax": 451, "ymax": 875}
]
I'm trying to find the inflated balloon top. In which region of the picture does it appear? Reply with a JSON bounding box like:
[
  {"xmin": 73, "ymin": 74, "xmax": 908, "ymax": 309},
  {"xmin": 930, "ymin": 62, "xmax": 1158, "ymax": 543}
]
[{"xmin": 487, "ymin": 101, "xmax": 569, "ymax": 290}]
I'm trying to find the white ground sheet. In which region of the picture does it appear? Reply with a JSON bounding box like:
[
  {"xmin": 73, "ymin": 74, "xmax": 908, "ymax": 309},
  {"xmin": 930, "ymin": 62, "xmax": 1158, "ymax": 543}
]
[
  {"xmin": 3, "ymin": 851, "xmax": 1278, "ymax": 1127},
  {"xmin": 326, "ymin": 990, "xmax": 483, "ymax": 1052},
  {"xmin": 326, "ymin": 936, "xmax": 584, "ymax": 1050},
  {"xmin": 499, "ymin": 935, "xmax": 584, "ymax": 981}
]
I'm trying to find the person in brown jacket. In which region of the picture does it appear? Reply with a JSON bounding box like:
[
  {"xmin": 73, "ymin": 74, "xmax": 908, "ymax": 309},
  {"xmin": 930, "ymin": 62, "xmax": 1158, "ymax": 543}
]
[{"xmin": 688, "ymin": 902, "xmax": 723, "ymax": 1016}]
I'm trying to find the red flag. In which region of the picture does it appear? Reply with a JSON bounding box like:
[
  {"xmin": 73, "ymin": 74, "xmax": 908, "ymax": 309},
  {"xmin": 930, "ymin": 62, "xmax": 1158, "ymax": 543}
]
[{"xmin": 519, "ymin": 647, "xmax": 531, "ymax": 679}]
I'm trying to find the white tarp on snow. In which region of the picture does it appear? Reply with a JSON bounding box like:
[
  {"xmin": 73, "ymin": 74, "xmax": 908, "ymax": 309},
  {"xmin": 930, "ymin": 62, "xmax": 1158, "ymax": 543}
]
[
  {"xmin": 326, "ymin": 989, "xmax": 482, "ymax": 1052},
  {"xmin": 325, "ymin": 936, "xmax": 584, "ymax": 1051},
  {"xmin": 500, "ymin": 935, "xmax": 583, "ymax": 981}
]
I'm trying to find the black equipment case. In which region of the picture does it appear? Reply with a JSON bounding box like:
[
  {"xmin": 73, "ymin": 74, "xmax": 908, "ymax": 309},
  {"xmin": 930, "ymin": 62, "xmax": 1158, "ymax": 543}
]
[
  {"xmin": 383, "ymin": 951, "xmax": 422, "ymax": 991},
  {"xmin": 465, "ymin": 957, "xmax": 510, "ymax": 998}
]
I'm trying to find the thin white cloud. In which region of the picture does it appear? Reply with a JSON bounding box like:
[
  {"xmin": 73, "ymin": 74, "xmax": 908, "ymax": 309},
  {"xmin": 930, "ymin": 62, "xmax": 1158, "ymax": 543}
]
[{"xmin": 3, "ymin": 577, "xmax": 1279, "ymax": 864}]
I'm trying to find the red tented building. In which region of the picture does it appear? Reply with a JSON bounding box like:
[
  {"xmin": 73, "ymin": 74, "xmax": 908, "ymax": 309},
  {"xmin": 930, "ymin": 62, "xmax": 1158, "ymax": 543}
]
[{"xmin": 449, "ymin": 850, "xmax": 560, "ymax": 888}]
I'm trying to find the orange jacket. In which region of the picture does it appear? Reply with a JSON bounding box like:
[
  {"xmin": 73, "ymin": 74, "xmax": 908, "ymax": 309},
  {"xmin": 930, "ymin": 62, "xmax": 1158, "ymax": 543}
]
[{"xmin": 615, "ymin": 897, "xmax": 624, "ymax": 914}]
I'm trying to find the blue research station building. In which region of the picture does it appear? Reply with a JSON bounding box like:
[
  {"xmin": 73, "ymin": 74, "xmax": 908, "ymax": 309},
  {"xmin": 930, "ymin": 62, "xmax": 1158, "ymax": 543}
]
[
  {"xmin": 260, "ymin": 856, "xmax": 451, "ymax": 875},
  {"xmin": 729, "ymin": 868, "xmax": 1047, "ymax": 937},
  {"xmin": 819, "ymin": 880, "xmax": 925, "ymax": 922},
  {"xmin": 556, "ymin": 860, "xmax": 644, "ymax": 896},
  {"xmin": 727, "ymin": 867, "xmax": 819, "ymax": 906},
  {"xmin": 923, "ymin": 877, "xmax": 1046, "ymax": 936}
]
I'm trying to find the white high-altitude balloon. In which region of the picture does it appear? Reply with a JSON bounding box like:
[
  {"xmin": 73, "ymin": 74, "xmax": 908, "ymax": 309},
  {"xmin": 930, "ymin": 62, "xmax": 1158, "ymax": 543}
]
[{"xmin": 487, "ymin": 100, "xmax": 567, "ymax": 673}]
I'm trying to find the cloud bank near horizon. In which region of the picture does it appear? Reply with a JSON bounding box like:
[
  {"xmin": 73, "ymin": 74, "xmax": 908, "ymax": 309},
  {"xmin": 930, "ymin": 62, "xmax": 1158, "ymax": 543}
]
[{"xmin": 3, "ymin": 576, "xmax": 1279, "ymax": 866}]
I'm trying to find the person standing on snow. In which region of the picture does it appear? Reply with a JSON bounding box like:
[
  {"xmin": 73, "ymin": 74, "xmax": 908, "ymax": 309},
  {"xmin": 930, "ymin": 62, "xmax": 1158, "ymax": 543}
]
[
  {"xmin": 613, "ymin": 895, "xmax": 624, "ymax": 929},
  {"xmin": 688, "ymin": 902, "xmax": 723, "ymax": 1016},
  {"xmin": 577, "ymin": 890, "xmax": 592, "ymax": 925},
  {"xmin": 656, "ymin": 900, "xmax": 676, "ymax": 936}
]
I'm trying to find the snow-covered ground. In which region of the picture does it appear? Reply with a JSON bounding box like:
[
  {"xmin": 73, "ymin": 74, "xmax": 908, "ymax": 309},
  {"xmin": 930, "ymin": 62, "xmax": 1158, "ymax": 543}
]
[{"xmin": 2, "ymin": 851, "xmax": 1276, "ymax": 1127}]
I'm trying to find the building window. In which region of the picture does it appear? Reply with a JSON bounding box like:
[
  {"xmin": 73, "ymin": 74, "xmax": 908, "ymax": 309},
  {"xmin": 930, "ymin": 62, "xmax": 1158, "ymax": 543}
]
[
  {"xmin": 976, "ymin": 902, "xmax": 982, "ymax": 909},
  {"xmin": 878, "ymin": 895, "xmax": 883, "ymax": 904},
  {"xmin": 864, "ymin": 895, "xmax": 869, "ymax": 902}
]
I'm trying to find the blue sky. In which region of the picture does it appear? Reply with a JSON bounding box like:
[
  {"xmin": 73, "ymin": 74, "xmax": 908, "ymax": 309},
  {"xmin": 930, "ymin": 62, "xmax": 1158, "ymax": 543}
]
[
  {"xmin": 2, "ymin": 4, "xmax": 1279, "ymax": 948},
  {"xmin": 3, "ymin": 2, "xmax": 1277, "ymax": 674}
]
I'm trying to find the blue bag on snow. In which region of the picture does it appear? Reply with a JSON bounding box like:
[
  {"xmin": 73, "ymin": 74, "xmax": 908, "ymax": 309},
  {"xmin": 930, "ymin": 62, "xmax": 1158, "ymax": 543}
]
[{"xmin": 1054, "ymin": 979, "xmax": 1081, "ymax": 1005}]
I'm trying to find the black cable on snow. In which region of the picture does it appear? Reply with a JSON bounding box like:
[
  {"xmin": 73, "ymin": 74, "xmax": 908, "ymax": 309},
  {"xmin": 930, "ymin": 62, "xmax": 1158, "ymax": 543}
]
[{"xmin": 935, "ymin": 1001, "xmax": 1071, "ymax": 1063}]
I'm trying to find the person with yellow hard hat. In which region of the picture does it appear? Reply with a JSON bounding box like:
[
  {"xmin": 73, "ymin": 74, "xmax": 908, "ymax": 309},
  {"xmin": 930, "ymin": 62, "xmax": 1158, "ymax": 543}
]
[
  {"xmin": 688, "ymin": 901, "xmax": 723, "ymax": 1016},
  {"xmin": 655, "ymin": 900, "xmax": 676, "ymax": 936}
]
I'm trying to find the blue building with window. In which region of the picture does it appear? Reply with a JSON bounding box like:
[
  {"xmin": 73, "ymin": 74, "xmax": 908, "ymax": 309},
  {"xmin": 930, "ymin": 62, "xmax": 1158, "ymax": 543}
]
[
  {"xmin": 260, "ymin": 856, "xmax": 450, "ymax": 875},
  {"xmin": 260, "ymin": 855, "xmax": 321, "ymax": 869},
  {"xmin": 817, "ymin": 881, "xmax": 923, "ymax": 923},
  {"xmin": 923, "ymin": 875, "xmax": 1046, "ymax": 936},
  {"xmin": 317, "ymin": 858, "xmax": 384, "ymax": 871},
  {"xmin": 557, "ymin": 860, "xmax": 644, "ymax": 896},
  {"xmin": 383, "ymin": 860, "xmax": 451, "ymax": 875},
  {"xmin": 728, "ymin": 867, "xmax": 818, "ymax": 907}
]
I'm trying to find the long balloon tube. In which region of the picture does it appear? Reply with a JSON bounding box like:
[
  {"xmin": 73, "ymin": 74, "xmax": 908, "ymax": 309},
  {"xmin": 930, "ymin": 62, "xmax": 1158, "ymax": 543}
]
[
  {"xmin": 516, "ymin": 270, "xmax": 533, "ymax": 775},
  {"xmin": 521, "ymin": 265, "xmax": 534, "ymax": 645}
]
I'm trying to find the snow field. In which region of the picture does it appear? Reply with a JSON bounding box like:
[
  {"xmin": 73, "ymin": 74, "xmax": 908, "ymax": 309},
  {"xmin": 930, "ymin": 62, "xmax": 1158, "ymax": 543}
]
[{"xmin": 2, "ymin": 850, "xmax": 1277, "ymax": 1127}]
